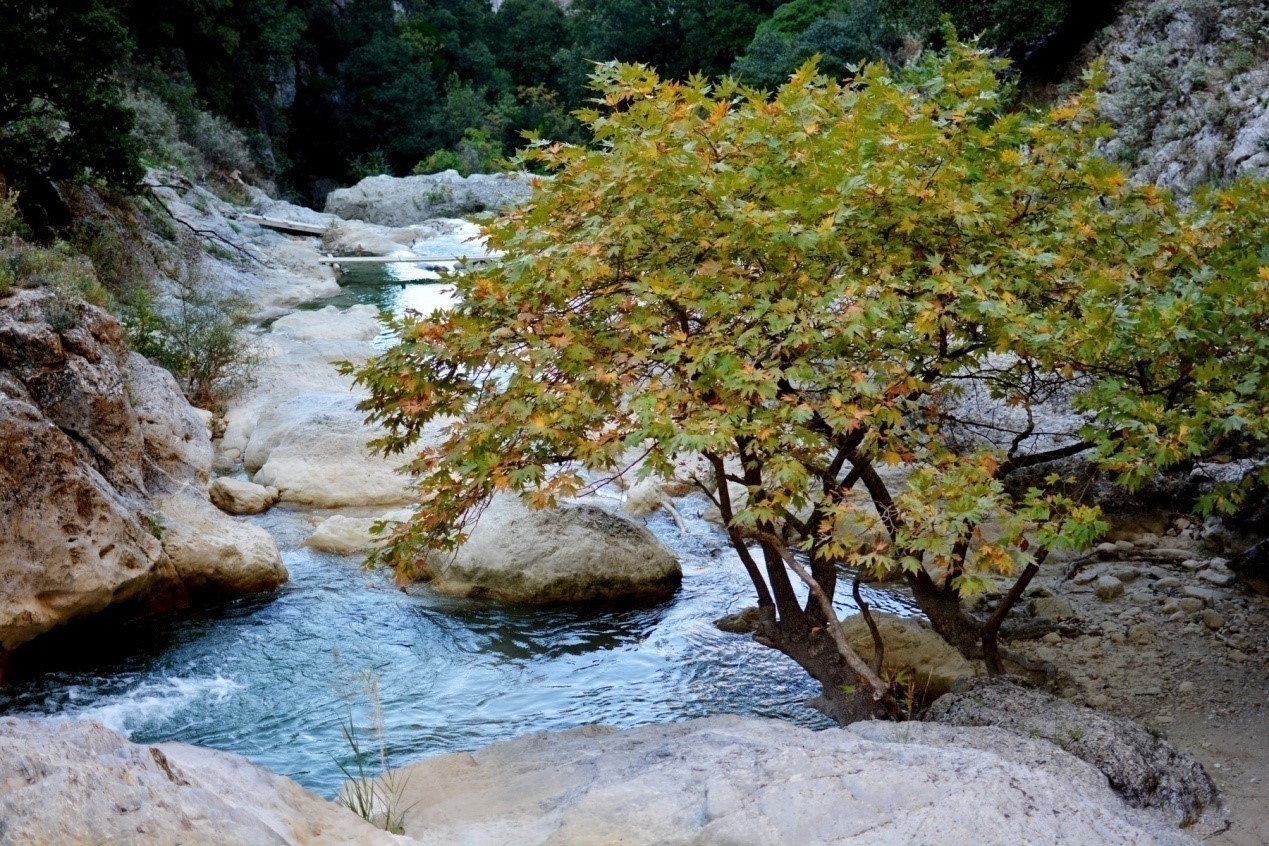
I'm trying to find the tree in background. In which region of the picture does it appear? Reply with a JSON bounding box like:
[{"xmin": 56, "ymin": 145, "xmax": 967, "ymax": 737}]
[
  {"xmin": 350, "ymin": 43, "xmax": 1269, "ymax": 720},
  {"xmin": 0, "ymin": 0, "xmax": 142, "ymax": 212}
]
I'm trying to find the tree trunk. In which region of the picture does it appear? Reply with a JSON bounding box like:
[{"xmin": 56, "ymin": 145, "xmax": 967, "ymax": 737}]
[{"xmin": 755, "ymin": 609, "xmax": 890, "ymax": 725}]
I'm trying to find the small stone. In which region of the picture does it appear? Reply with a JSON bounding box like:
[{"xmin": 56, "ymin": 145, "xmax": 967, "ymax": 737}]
[
  {"xmin": 1128, "ymin": 623, "xmax": 1157, "ymax": 645},
  {"xmin": 1041, "ymin": 632, "xmax": 1062, "ymax": 645},
  {"xmin": 1111, "ymin": 565, "xmax": 1141, "ymax": 583},
  {"xmin": 714, "ymin": 607, "xmax": 761, "ymax": 634},
  {"xmin": 1114, "ymin": 540, "xmax": 1136, "ymax": 553},
  {"xmin": 1074, "ymin": 568, "xmax": 1102, "ymax": 585},
  {"xmin": 1201, "ymin": 610, "xmax": 1226, "ymax": 631},
  {"xmin": 1181, "ymin": 559, "xmax": 1206, "ymax": 571},
  {"xmin": 1182, "ymin": 586, "xmax": 1222, "ymax": 606},
  {"xmin": 1153, "ymin": 716, "xmax": 1174, "ymax": 725},
  {"xmin": 1178, "ymin": 597, "xmax": 1205, "ymax": 614},
  {"xmin": 1135, "ymin": 533, "xmax": 1160, "ymax": 547},
  {"xmin": 1030, "ymin": 596, "xmax": 1075, "ymax": 621},
  {"xmin": 1095, "ymin": 576, "xmax": 1125, "ymax": 601},
  {"xmin": 1108, "ymin": 631, "xmax": 1127, "ymax": 644},
  {"xmin": 1095, "ymin": 542, "xmax": 1118, "ymax": 557},
  {"xmin": 1177, "ymin": 681, "xmax": 1196, "ymax": 694},
  {"xmin": 1154, "ymin": 577, "xmax": 1182, "ymax": 591},
  {"xmin": 1198, "ymin": 569, "xmax": 1237, "ymax": 588}
]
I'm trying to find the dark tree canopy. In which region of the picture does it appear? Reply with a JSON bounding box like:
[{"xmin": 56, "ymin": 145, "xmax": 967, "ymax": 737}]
[{"xmin": 0, "ymin": 0, "xmax": 142, "ymax": 193}]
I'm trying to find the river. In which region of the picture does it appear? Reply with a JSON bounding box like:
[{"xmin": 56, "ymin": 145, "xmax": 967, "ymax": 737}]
[{"xmin": 0, "ymin": 267, "xmax": 915, "ymax": 797}]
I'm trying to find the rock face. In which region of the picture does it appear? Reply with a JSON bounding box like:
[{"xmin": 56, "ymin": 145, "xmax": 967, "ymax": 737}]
[
  {"xmin": 417, "ymin": 495, "xmax": 681, "ymax": 604},
  {"xmin": 269, "ymin": 305, "xmax": 381, "ymax": 343},
  {"xmin": 324, "ymin": 171, "xmax": 534, "ymax": 226},
  {"xmin": 0, "ymin": 717, "xmax": 402, "ymax": 846},
  {"xmin": 926, "ymin": 677, "xmax": 1225, "ymax": 834},
  {"xmin": 0, "ymin": 288, "xmax": 285, "ymax": 655},
  {"xmin": 244, "ymin": 391, "xmax": 416, "ymax": 507},
  {"xmin": 840, "ymin": 612, "xmax": 979, "ymax": 699},
  {"xmin": 1096, "ymin": 0, "xmax": 1269, "ymax": 192},
  {"xmin": 385, "ymin": 714, "xmax": 1196, "ymax": 845}
]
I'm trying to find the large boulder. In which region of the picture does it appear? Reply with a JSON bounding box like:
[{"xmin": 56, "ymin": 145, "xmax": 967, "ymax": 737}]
[
  {"xmin": 384, "ymin": 714, "xmax": 1196, "ymax": 845},
  {"xmin": 0, "ymin": 717, "xmax": 404, "ymax": 846},
  {"xmin": 840, "ymin": 612, "xmax": 979, "ymax": 700},
  {"xmin": 0, "ymin": 397, "xmax": 167, "ymax": 652},
  {"xmin": 416, "ymin": 495, "xmax": 681, "ymax": 604},
  {"xmin": 926, "ymin": 677, "xmax": 1225, "ymax": 834},
  {"xmin": 0, "ymin": 289, "xmax": 250, "ymax": 654},
  {"xmin": 244, "ymin": 391, "xmax": 416, "ymax": 508},
  {"xmin": 157, "ymin": 490, "xmax": 287, "ymax": 596},
  {"xmin": 324, "ymin": 171, "xmax": 534, "ymax": 226}
]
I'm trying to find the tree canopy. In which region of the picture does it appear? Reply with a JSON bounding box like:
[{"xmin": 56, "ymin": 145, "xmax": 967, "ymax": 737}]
[{"xmin": 351, "ymin": 42, "xmax": 1269, "ymax": 719}]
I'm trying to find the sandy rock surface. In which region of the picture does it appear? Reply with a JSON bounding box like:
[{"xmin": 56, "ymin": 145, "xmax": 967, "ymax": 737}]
[
  {"xmin": 0, "ymin": 717, "xmax": 406, "ymax": 846},
  {"xmin": 1001, "ymin": 518, "xmax": 1269, "ymax": 845},
  {"xmin": 417, "ymin": 494, "xmax": 682, "ymax": 604},
  {"xmin": 386, "ymin": 714, "xmax": 1196, "ymax": 845}
]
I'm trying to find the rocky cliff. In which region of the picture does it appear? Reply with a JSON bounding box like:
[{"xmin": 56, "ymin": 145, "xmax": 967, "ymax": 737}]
[{"xmin": 0, "ymin": 286, "xmax": 285, "ymax": 660}]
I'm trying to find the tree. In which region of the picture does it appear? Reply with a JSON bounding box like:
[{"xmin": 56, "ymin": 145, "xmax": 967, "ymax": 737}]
[
  {"xmin": 0, "ymin": 0, "xmax": 142, "ymax": 196},
  {"xmin": 350, "ymin": 42, "xmax": 1269, "ymax": 721}
]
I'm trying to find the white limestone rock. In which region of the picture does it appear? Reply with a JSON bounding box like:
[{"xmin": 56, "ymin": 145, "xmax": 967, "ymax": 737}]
[
  {"xmin": 418, "ymin": 494, "xmax": 681, "ymax": 604},
  {"xmin": 210, "ymin": 476, "xmax": 279, "ymax": 515},
  {"xmin": 385, "ymin": 715, "xmax": 1197, "ymax": 845},
  {"xmin": 0, "ymin": 717, "xmax": 406, "ymax": 846}
]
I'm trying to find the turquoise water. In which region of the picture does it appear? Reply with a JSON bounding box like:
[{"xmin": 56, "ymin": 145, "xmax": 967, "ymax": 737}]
[{"xmin": 0, "ymin": 273, "xmax": 915, "ymax": 797}]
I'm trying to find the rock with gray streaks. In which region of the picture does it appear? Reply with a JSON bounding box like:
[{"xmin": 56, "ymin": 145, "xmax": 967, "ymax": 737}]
[{"xmin": 384, "ymin": 714, "xmax": 1199, "ymax": 845}]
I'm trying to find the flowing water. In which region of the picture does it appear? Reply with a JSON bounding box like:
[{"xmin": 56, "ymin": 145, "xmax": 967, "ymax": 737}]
[{"xmin": 0, "ymin": 271, "xmax": 916, "ymax": 797}]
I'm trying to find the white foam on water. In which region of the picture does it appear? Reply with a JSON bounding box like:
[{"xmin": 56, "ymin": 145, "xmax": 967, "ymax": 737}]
[{"xmin": 49, "ymin": 676, "xmax": 242, "ymax": 736}]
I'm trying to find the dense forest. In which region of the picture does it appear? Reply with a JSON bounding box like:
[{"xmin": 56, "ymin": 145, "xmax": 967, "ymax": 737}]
[{"xmin": 3, "ymin": 0, "xmax": 1121, "ymax": 206}]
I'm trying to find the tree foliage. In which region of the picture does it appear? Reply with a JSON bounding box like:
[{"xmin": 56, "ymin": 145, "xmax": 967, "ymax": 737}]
[
  {"xmin": 0, "ymin": 0, "xmax": 142, "ymax": 193},
  {"xmin": 355, "ymin": 44, "xmax": 1269, "ymax": 717}
]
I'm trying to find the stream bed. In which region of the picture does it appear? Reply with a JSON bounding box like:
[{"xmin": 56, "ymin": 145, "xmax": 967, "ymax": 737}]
[{"xmin": 0, "ymin": 270, "xmax": 916, "ymax": 797}]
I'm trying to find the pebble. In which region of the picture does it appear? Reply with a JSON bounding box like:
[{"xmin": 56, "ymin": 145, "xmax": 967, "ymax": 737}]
[
  {"xmin": 1199, "ymin": 569, "xmax": 1237, "ymax": 587},
  {"xmin": 1178, "ymin": 681, "xmax": 1196, "ymax": 694},
  {"xmin": 1202, "ymin": 610, "xmax": 1227, "ymax": 631},
  {"xmin": 1182, "ymin": 586, "xmax": 1222, "ymax": 606},
  {"xmin": 1095, "ymin": 542, "xmax": 1118, "ymax": 557},
  {"xmin": 1154, "ymin": 577, "xmax": 1182, "ymax": 590},
  {"xmin": 1135, "ymin": 533, "xmax": 1160, "ymax": 547},
  {"xmin": 1095, "ymin": 575, "xmax": 1125, "ymax": 601},
  {"xmin": 1073, "ymin": 568, "xmax": 1101, "ymax": 585},
  {"xmin": 1108, "ymin": 631, "xmax": 1127, "ymax": 644},
  {"xmin": 1042, "ymin": 632, "xmax": 1062, "ymax": 644},
  {"xmin": 1128, "ymin": 623, "xmax": 1157, "ymax": 645},
  {"xmin": 1111, "ymin": 565, "xmax": 1141, "ymax": 583},
  {"xmin": 1178, "ymin": 597, "xmax": 1206, "ymax": 614},
  {"xmin": 1030, "ymin": 596, "xmax": 1074, "ymax": 620},
  {"xmin": 1181, "ymin": 559, "xmax": 1206, "ymax": 571},
  {"xmin": 1115, "ymin": 540, "xmax": 1136, "ymax": 553}
]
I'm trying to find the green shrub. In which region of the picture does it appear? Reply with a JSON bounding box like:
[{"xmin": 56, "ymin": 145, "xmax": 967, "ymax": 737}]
[{"xmin": 123, "ymin": 284, "xmax": 259, "ymax": 409}]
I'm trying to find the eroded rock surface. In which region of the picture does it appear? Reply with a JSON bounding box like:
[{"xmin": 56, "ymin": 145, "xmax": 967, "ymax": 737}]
[
  {"xmin": 386, "ymin": 714, "xmax": 1197, "ymax": 845},
  {"xmin": 245, "ymin": 391, "xmax": 415, "ymax": 507},
  {"xmin": 927, "ymin": 677, "xmax": 1225, "ymax": 834},
  {"xmin": 0, "ymin": 717, "xmax": 404, "ymax": 846},
  {"xmin": 0, "ymin": 288, "xmax": 284, "ymax": 655}
]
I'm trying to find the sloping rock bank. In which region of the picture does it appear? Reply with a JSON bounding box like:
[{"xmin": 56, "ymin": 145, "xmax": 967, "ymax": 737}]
[
  {"xmin": 0, "ymin": 288, "xmax": 285, "ymax": 658},
  {"xmin": 324, "ymin": 170, "xmax": 534, "ymax": 226},
  {"xmin": 0, "ymin": 718, "xmax": 399, "ymax": 846},
  {"xmin": 385, "ymin": 714, "xmax": 1196, "ymax": 845}
]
